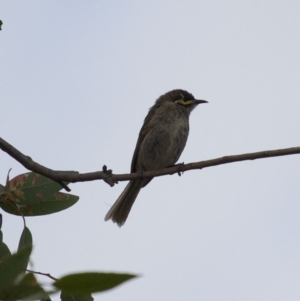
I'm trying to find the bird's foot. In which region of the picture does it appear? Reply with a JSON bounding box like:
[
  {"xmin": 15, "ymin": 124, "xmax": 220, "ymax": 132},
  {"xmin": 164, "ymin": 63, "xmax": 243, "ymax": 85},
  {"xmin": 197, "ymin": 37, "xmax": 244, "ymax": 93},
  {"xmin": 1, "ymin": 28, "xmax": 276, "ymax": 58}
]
[{"xmin": 177, "ymin": 162, "xmax": 185, "ymax": 176}]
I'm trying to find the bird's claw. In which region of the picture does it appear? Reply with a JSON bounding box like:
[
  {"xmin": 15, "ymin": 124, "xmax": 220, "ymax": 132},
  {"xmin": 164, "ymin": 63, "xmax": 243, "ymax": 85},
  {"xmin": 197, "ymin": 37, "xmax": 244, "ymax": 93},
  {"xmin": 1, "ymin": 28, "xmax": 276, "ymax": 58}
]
[{"xmin": 177, "ymin": 162, "xmax": 185, "ymax": 176}]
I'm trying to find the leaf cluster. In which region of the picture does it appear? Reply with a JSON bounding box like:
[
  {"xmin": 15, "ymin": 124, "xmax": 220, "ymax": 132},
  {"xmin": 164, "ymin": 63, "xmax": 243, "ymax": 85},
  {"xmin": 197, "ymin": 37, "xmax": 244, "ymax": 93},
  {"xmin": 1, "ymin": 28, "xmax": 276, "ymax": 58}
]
[{"xmin": 0, "ymin": 172, "xmax": 136, "ymax": 300}]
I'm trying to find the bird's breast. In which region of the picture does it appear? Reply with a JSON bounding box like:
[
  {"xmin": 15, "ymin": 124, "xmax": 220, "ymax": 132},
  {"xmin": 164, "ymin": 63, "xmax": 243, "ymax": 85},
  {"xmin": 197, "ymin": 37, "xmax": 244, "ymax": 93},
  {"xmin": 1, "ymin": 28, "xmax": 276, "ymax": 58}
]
[{"xmin": 136, "ymin": 106, "xmax": 190, "ymax": 171}]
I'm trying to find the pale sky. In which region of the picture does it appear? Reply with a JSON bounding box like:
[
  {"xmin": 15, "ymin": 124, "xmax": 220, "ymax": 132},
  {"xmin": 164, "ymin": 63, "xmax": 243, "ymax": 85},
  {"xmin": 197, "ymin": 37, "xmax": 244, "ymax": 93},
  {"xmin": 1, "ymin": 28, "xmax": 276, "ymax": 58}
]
[{"xmin": 1, "ymin": 1, "xmax": 300, "ymax": 300}]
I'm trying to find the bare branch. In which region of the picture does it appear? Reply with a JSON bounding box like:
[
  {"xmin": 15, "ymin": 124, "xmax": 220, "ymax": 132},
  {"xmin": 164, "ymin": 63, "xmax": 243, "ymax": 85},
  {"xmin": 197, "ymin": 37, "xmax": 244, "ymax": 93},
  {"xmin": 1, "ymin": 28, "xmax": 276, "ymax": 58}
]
[
  {"xmin": 1, "ymin": 137, "xmax": 299, "ymax": 189},
  {"xmin": 26, "ymin": 269, "xmax": 58, "ymax": 281}
]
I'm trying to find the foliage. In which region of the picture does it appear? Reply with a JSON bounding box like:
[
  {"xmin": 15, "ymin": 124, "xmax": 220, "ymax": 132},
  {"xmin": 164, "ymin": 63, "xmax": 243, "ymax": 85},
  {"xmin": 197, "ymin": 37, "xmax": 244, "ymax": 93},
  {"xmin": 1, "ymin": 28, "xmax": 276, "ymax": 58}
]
[
  {"xmin": 0, "ymin": 172, "xmax": 136, "ymax": 300},
  {"xmin": 0, "ymin": 172, "xmax": 78, "ymax": 216}
]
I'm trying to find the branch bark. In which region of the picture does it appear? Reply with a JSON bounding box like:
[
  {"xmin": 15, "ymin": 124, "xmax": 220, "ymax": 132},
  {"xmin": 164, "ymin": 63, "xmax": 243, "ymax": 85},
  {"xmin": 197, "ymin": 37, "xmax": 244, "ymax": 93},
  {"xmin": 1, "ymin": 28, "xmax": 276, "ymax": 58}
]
[{"xmin": 1, "ymin": 137, "xmax": 299, "ymax": 190}]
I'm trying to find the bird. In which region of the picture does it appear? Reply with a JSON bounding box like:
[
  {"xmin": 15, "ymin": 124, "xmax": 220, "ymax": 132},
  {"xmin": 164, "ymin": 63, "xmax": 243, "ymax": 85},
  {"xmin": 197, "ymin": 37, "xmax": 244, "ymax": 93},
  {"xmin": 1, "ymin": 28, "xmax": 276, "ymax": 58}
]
[{"xmin": 105, "ymin": 89, "xmax": 208, "ymax": 227}]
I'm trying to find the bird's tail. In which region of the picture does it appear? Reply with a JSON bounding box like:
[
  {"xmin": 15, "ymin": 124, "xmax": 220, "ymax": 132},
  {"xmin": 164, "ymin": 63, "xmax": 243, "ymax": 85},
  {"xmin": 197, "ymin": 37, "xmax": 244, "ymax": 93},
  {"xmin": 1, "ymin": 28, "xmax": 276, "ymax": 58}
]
[{"xmin": 104, "ymin": 180, "xmax": 143, "ymax": 227}]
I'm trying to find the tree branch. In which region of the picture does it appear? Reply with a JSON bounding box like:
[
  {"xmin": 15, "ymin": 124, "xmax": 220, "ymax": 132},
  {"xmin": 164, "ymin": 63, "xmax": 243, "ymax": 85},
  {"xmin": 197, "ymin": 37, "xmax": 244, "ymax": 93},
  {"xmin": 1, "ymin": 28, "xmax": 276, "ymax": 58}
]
[
  {"xmin": 1, "ymin": 137, "xmax": 299, "ymax": 190},
  {"xmin": 26, "ymin": 269, "xmax": 58, "ymax": 281}
]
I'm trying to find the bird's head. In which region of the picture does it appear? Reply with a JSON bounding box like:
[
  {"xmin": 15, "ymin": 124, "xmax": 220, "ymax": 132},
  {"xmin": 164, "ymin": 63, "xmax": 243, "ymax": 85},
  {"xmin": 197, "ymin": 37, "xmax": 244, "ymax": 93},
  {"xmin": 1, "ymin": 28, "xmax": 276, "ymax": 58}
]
[{"xmin": 156, "ymin": 89, "xmax": 208, "ymax": 113}]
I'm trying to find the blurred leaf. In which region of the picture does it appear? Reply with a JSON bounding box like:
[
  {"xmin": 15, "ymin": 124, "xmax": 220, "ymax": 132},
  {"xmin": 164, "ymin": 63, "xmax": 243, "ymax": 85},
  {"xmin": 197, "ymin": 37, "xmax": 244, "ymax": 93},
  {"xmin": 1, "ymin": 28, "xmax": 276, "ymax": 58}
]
[
  {"xmin": 0, "ymin": 272, "xmax": 50, "ymax": 300},
  {"xmin": 0, "ymin": 184, "xmax": 4, "ymax": 193},
  {"xmin": 61, "ymin": 290, "xmax": 94, "ymax": 301},
  {"xmin": 2, "ymin": 172, "xmax": 74, "ymax": 205},
  {"xmin": 0, "ymin": 245, "xmax": 32, "ymax": 291},
  {"xmin": 0, "ymin": 192, "xmax": 79, "ymax": 216},
  {"xmin": 54, "ymin": 272, "xmax": 137, "ymax": 294},
  {"xmin": 0, "ymin": 200, "xmax": 21, "ymax": 215},
  {"xmin": 18, "ymin": 227, "xmax": 33, "ymax": 251},
  {"xmin": 0, "ymin": 242, "xmax": 11, "ymax": 261},
  {"xmin": 0, "ymin": 229, "xmax": 11, "ymax": 261},
  {"xmin": 17, "ymin": 227, "xmax": 33, "ymax": 274},
  {"xmin": 0, "ymin": 172, "xmax": 79, "ymax": 216}
]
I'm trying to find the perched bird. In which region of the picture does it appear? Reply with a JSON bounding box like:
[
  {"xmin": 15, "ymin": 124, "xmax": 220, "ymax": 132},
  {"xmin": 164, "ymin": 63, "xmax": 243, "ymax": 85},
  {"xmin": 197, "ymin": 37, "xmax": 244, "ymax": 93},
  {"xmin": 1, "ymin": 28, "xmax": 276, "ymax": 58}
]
[{"xmin": 105, "ymin": 89, "xmax": 208, "ymax": 226}]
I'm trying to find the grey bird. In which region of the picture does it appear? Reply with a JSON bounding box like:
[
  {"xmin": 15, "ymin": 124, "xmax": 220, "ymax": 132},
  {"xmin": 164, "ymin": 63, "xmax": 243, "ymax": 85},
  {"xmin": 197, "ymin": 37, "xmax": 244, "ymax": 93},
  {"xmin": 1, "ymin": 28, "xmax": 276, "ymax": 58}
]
[{"xmin": 105, "ymin": 89, "xmax": 208, "ymax": 226}]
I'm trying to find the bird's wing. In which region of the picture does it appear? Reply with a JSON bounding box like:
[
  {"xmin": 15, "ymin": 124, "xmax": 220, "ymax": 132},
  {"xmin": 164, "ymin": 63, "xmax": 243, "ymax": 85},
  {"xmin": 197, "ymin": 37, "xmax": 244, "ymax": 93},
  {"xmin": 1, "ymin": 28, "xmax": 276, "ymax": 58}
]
[{"xmin": 130, "ymin": 104, "xmax": 159, "ymax": 173}]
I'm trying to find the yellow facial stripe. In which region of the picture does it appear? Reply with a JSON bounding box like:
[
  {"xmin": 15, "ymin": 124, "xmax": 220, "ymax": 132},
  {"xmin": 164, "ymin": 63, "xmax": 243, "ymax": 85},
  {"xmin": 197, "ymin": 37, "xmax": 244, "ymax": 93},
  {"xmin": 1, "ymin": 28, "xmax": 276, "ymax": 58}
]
[{"xmin": 175, "ymin": 99, "xmax": 194, "ymax": 106}]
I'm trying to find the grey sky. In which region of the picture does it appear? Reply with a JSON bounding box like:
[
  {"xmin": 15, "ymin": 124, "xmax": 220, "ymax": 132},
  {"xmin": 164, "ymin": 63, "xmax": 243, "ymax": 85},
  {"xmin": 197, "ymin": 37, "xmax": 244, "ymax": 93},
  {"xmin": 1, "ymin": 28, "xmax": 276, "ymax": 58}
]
[{"xmin": 1, "ymin": 1, "xmax": 300, "ymax": 300}]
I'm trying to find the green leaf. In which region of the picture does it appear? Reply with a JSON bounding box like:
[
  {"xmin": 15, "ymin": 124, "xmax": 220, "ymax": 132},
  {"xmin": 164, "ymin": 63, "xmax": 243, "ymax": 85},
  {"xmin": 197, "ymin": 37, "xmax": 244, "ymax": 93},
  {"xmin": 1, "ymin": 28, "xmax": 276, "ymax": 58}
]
[
  {"xmin": 61, "ymin": 290, "xmax": 94, "ymax": 301},
  {"xmin": 18, "ymin": 227, "xmax": 33, "ymax": 251},
  {"xmin": 16, "ymin": 227, "xmax": 33, "ymax": 274},
  {"xmin": 0, "ymin": 200, "xmax": 21, "ymax": 215},
  {"xmin": 0, "ymin": 230, "xmax": 11, "ymax": 262},
  {"xmin": 0, "ymin": 172, "xmax": 79, "ymax": 216},
  {"xmin": 0, "ymin": 272, "xmax": 49, "ymax": 300},
  {"xmin": 0, "ymin": 242, "xmax": 11, "ymax": 261},
  {"xmin": 0, "ymin": 184, "xmax": 4, "ymax": 194},
  {"xmin": 0, "ymin": 192, "xmax": 79, "ymax": 216},
  {"xmin": 0, "ymin": 245, "xmax": 32, "ymax": 291},
  {"xmin": 2, "ymin": 172, "xmax": 73, "ymax": 205},
  {"xmin": 0, "ymin": 229, "xmax": 12, "ymax": 261},
  {"xmin": 54, "ymin": 272, "xmax": 137, "ymax": 294}
]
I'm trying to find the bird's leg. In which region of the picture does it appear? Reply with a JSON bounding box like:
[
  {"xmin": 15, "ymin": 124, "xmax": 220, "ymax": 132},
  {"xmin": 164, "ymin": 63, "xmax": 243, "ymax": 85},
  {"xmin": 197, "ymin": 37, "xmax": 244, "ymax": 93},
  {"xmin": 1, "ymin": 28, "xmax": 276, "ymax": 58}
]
[{"xmin": 168, "ymin": 162, "xmax": 185, "ymax": 176}]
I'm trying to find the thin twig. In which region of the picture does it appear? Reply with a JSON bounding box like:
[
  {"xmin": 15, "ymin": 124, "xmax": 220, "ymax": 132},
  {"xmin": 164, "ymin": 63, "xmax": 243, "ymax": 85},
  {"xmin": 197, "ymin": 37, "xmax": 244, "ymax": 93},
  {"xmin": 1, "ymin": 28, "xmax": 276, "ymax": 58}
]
[{"xmin": 26, "ymin": 269, "xmax": 58, "ymax": 281}]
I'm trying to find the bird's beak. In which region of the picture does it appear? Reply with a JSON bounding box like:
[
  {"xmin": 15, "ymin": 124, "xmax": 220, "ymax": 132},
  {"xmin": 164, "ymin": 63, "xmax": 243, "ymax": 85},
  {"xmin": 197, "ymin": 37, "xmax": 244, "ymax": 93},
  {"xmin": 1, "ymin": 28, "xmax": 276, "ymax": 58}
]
[{"xmin": 194, "ymin": 99, "xmax": 208, "ymax": 104}]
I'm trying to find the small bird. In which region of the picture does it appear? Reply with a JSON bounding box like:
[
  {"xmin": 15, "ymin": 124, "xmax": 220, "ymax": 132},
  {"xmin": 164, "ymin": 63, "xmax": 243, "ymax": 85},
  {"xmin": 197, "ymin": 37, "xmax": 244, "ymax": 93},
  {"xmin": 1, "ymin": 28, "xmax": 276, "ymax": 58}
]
[{"xmin": 105, "ymin": 89, "xmax": 208, "ymax": 226}]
